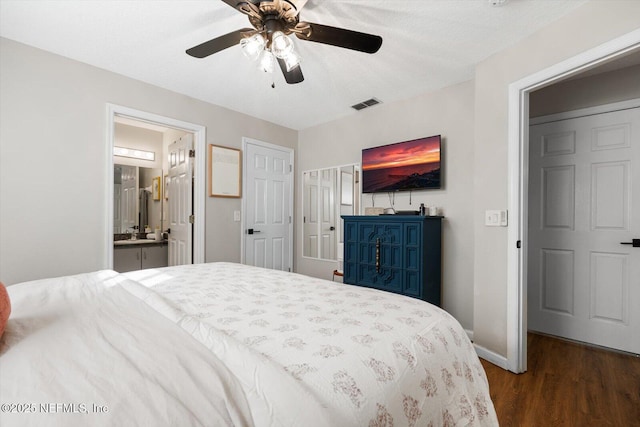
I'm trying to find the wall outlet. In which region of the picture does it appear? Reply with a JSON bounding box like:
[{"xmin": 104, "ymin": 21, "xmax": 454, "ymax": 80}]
[
  {"xmin": 485, "ymin": 210, "xmax": 508, "ymax": 226},
  {"xmin": 233, "ymin": 210, "xmax": 241, "ymax": 222}
]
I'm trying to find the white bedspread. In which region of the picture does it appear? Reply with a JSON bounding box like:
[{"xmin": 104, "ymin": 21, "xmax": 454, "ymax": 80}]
[
  {"xmin": 125, "ymin": 263, "xmax": 498, "ymax": 427},
  {"xmin": 1, "ymin": 263, "xmax": 498, "ymax": 427},
  {"xmin": 0, "ymin": 269, "xmax": 333, "ymax": 427}
]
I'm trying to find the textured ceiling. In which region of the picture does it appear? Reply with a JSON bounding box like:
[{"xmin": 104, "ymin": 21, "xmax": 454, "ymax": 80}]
[{"xmin": 0, "ymin": 0, "xmax": 590, "ymax": 130}]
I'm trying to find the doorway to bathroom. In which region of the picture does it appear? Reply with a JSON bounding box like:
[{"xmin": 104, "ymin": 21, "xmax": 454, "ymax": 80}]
[{"xmin": 106, "ymin": 104, "xmax": 206, "ymax": 270}]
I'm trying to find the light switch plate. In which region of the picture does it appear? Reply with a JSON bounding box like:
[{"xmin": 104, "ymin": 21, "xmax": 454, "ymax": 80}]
[
  {"xmin": 233, "ymin": 210, "xmax": 241, "ymax": 222},
  {"xmin": 485, "ymin": 210, "xmax": 508, "ymax": 226}
]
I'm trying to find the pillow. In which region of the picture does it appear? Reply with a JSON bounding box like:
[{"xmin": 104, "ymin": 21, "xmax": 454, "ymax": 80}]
[{"xmin": 0, "ymin": 282, "xmax": 10, "ymax": 337}]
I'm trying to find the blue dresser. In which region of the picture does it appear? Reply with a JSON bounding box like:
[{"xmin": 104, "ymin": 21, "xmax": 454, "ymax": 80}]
[{"xmin": 342, "ymin": 215, "xmax": 442, "ymax": 306}]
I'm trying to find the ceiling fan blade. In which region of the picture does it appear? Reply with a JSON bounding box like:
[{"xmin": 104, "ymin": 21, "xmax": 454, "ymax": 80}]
[
  {"xmin": 277, "ymin": 58, "xmax": 304, "ymax": 84},
  {"xmin": 220, "ymin": 0, "xmax": 241, "ymax": 9},
  {"xmin": 283, "ymin": 0, "xmax": 308, "ymax": 15},
  {"xmin": 220, "ymin": 0, "xmax": 256, "ymax": 11},
  {"xmin": 220, "ymin": 0, "xmax": 262, "ymax": 18},
  {"xmin": 295, "ymin": 22, "xmax": 382, "ymax": 54},
  {"xmin": 186, "ymin": 28, "xmax": 254, "ymax": 58}
]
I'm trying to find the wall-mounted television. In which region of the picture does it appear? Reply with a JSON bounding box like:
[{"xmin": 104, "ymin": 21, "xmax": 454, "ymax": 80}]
[{"xmin": 362, "ymin": 135, "xmax": 441, "ymax": 193}]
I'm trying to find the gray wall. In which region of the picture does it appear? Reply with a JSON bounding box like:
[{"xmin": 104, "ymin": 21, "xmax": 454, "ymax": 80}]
[
  {"xmin": 530, "ymin": 64, "xmax": 640, "ymax": 118},
  {"xmin": 297, "ymin": 80, "xmax": 476, "ymax": 332},
  {"xmin": 472, "ymin": 0, "xmax": 640, "ymax": 356},
  {"xmin": 114, "ymin": 123, "xmax": 164, "ymax": 170},
  {"xmin": 0, "ymin": 37, "xmax": 297, "ymax": 285}
]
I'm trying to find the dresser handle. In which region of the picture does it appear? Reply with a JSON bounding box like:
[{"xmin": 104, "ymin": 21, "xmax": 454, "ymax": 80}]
[{"xmin": 375, "ymin": 238, "xmax": 381, "ymax": 273}]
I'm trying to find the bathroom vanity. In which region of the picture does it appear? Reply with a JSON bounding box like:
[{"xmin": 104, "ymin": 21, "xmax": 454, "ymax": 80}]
[{"xmin": 113, "ymin": 239, "xmax": 168, "ymax": 272}]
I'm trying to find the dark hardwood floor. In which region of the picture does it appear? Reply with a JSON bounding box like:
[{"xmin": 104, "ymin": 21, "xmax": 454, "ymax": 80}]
[{"xmin": 481, "ymin": 333, "xmax": 640, "ymax": 427}]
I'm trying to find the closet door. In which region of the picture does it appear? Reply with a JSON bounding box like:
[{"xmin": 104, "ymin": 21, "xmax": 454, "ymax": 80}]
[{"xmin": 528, "ymin": 106, "xmax": 640, "ymax": 354}]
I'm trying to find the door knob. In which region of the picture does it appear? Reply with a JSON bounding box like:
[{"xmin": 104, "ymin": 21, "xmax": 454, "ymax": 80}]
[
  {"xmin": 247, "ymin": 228, "xmax": 262, "ymax": 235},
  {"xmin": 329, "ymin": 226, "xmax": 335, "ymax": 231},
  {"xmin": 620, "ymin": 238, "xmax": 640, "ymax": 247}
]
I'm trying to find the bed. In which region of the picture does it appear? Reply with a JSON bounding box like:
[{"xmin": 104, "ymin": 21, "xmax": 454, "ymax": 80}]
[{"xmin": 1, "ymin": 262, "xmax": 498, "ymax": 426}]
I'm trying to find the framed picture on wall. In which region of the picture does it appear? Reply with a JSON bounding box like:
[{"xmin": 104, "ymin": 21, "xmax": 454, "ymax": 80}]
[
  {"xmin": 152, "ymin": 176, "xmax": 161, "ymax": 201},
  {"xmin": 209, "ymin": 144, "xmax": 242, "ymax": 198}
]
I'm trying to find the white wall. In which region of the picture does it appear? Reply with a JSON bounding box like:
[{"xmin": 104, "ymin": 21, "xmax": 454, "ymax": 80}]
[
  {"xmin": 0, "ymin": 37, "xmax": 297, "ymax": 285},
  {"xmin": 472, "ymin": 0, "xmax": 640, "ymax": 356},
  {"xmin": 114, "ymin": 123, "xmax": 164, "ymax": 170},
  {"xmin": 297, "ymin": 80, "xmax": 476, "ymax": 331},
  {"xmin": 530, "ymin": 64, "xmax": 640, "ymax": 117}
]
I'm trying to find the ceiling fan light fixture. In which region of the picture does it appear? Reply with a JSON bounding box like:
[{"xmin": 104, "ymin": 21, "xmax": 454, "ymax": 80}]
[
  {"xmin": 281, "ymin": 50, "xmax": 301, "ymax": 72},
  {"xmin": 187, "ymin": 0, "xmax": 383, "ymax": 85},
  {"xmin": 240, "ymin": 33, "xmax": 266, "ymax": 61},
  {"xmin": 258, "ymin": 49, "xmax": 275, "ymax": 73},
  {"xmin": 271, "ymin": 31, "xmax": 294, "ymax": 59}
]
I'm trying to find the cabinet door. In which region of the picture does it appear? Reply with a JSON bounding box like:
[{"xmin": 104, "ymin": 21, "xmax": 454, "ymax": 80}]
[
  {"xmin": 403, "ymin": 222, "xmax": 423, "ymax": 297},
  {"xmin": 357, "ymin": 222, "xmax": 403, "ymax": 293},
  {"xmin": 343, "ymin": 221, "xmax": 358, "ymax": 283},
  {"xmin": 114, "ymin": 247, "xmax": 141, "ymax": 273},
  {"xmin": 142, "ymin": 245, "xmax": 168, "ymax": 269},
  {"xmin": 422, "ymin": 219, "xmax": 443, "ymax": 306}
]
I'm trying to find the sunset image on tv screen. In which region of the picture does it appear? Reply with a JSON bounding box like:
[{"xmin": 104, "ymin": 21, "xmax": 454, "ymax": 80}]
[{"xmin": 362, "ymin": 135, "xmax": 441, "ymax": 193}]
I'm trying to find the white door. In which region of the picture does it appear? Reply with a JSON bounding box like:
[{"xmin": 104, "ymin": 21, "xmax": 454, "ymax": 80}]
[
  {"xmin": 303, "ymin": 168, "xmax": 336, "ymax": 259},
  {"xmin": 528, "ymin": 105, "xmax": 640, "ymax": 354},
  {"xmin": 319, "ymin": 168, "xmax": 336, "ymax": 260},
  {"xmin": 168, "ymin": 134, "xmax": 193, "ymax": 266},
  {"xmin": 303, "ymin": 170, "xmax": 319, "ymax": 258},
  {"xmin": 113, "ymin": 183, "xmax": 122, "ymax": 234},
  {"xmin": 120, "ymin": 165, "xmax": 138, "ymax": 233},
  {"xmin": 244, "ymin": 140, "xmax": 293, "ymax": 271}
]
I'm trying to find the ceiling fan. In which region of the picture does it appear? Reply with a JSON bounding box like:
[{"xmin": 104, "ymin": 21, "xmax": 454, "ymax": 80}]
[{"xmin": 186, "ymin": 0, "xmax": 383, "ymax": 84}]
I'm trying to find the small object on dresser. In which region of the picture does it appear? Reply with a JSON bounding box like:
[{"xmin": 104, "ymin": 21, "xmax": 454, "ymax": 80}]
[
  {"xmin": 364, "ymin": 207, "xmax": 386, "ymax": 216},
  {"xmin": 419, "ymin": 203, "xmax": 426, "ymax": 216}
]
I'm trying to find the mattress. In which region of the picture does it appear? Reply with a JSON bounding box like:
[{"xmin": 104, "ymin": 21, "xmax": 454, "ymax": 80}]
[{"xmin": 1, "ymin": 262, "xmax": 498, "ymax": 426}]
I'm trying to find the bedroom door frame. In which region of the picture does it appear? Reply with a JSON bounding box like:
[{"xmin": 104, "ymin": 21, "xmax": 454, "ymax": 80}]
[
  {"xmin": 506, "ymin": 29, "xmax": 640, "ymax": 373},
  {"xmin": 105, "ymin": 104, "xmax": 206, "ymax": 268}
]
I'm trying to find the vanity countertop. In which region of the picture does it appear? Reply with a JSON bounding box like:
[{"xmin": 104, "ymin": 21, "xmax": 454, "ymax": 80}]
[{"xmin": 114, "ymin": 239, "xmax": 166, "ymax": 247}]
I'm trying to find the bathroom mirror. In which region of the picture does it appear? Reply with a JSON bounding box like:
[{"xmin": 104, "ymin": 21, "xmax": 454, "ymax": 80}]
[
  {"xmin": 113, "ymin": 164, "xmax": 164, "ymax": 235},
  {"xmin": 302, "ymin": 164, "xmax": 360, "ymax": 260}
]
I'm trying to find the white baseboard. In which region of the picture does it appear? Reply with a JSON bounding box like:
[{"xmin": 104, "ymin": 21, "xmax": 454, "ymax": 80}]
[
  {"xmin": 466, "ymin": 329, "xmax": 510, "ymax": 370},
  {"xmin": 473, "ymin": 343, "xmax": 509, "ymax": 371}
]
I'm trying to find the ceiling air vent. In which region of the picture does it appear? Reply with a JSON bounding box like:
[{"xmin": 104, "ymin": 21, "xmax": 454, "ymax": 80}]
[{"xmin": 351, "ymin": 97, "xmax": 381, "ymax": 111}]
